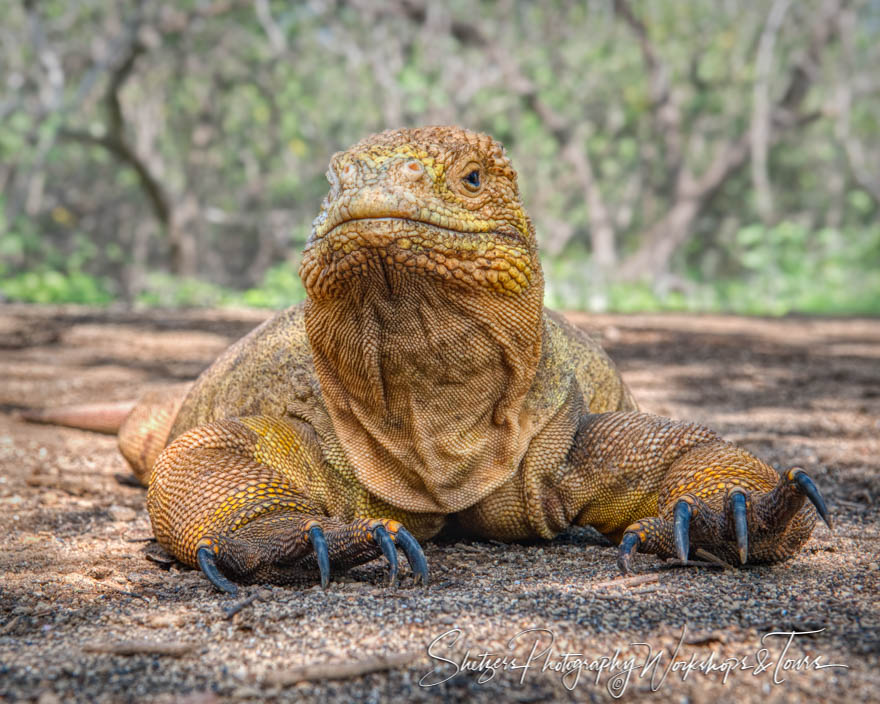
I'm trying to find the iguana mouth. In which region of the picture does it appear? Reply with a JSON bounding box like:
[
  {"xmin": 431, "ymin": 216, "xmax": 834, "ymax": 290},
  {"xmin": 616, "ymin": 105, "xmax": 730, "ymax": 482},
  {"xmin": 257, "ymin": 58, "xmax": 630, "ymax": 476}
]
[{"xmin": 321, "ymin": 216, "xmax": 526, "ymax": 247}]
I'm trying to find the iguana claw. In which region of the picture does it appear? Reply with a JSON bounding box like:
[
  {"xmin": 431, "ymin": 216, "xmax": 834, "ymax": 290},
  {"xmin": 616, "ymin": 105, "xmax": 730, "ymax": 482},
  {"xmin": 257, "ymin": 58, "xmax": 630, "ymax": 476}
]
[
  {"xmin": 370, "ymin": 523, "xmax": 429, "ymax": 587},
  {"xmin": 394, "ymin": 526, "xmax": 429, "ymax": 586},
  {"xmin": 308, "ymin": 525, "xmax": 331, "ymax": 589},
  {"xmin": 197, "ymin": 545, "xmax": 239, "ymax": 596},
  {"xmin": 617, "ymin": 532, "xmax": 641, "ymax": 575},
  {"xmin": 730, "ymin": 489, "xmax": 749, "ymax": 564},
  {"xmin": 372, "ymin": 524, "xmax": 399, "ymax": 587},
  {"xmin": 673, "ymin": 499, "xmax": 693, "ymax": 562},
  {"xmin": 792, "ymin": 469, "xmax": 831, "ymax": 529}
]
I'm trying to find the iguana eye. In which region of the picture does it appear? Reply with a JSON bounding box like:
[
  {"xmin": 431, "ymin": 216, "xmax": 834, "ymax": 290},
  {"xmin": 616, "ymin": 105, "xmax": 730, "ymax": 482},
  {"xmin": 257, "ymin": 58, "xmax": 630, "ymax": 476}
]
[{"xmin": 463, "ymin": 169, "xmax": 481, "ymax": 191}]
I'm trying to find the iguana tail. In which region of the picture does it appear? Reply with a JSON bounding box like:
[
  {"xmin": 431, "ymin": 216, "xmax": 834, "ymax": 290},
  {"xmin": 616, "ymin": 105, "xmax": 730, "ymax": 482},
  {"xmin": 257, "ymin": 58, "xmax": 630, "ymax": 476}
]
[
  {"xmin": 118, "ymin": 387, "xmax": 188, "ymax": 485},
  {"xmin": 21, "ymin": 384, "xmax": 190, "ymax": 486},
  {"xmin": 21, "ymin": 401, "xmax": 135, "ymax": 435}
]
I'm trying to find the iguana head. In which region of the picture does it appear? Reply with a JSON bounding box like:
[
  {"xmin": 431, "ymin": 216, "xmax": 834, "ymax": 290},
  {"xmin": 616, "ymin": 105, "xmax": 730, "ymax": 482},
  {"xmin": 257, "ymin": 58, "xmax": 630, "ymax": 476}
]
[
  {"xmin": 299, "ymin": 126, "xmax": 542, "ymax": 301},
  {"xmin": 299, "ymin": 127, "xmax": 548, "ymax": 514}
]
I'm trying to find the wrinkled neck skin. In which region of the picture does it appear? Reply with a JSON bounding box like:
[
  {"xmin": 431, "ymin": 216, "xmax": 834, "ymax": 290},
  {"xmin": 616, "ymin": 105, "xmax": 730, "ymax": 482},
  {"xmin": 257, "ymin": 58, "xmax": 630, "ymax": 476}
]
[{"xmin": 303, "ymin": 245, "xmax": 546, "ymax": 513}]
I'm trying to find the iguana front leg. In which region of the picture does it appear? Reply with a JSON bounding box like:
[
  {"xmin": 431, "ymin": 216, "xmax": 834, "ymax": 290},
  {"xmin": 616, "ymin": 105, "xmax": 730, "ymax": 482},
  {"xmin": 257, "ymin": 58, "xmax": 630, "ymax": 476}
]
[
  {"xmin": 557, "ymin": 412, "xmax": 830, "ymax": 573},
  {"xmin": 459, "ymin": 412, "xmax": 830, "ymax": 574},
  {"xmin": 146, "ymin": 416, "xmax": 430, "ymax": 595},
  {"xmin": 566, "ymin": 413, "xmax": 831, "ymax": 573}
]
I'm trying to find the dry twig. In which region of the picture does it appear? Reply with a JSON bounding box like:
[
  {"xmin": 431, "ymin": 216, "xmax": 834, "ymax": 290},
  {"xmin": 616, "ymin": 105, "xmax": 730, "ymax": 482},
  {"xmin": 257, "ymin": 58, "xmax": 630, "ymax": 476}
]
[
  {"xmin": 592, "ymin": 585, "xmax": 660, "ymax": 600},
  {"xmin": 592, "ymin": 573, "xmax": 659, "ymax": 590},
  {"xmin": 82, "ymin": 640, "xmax": 195, "ymax": 657},
  {"xmin": 224, "ymin": 592, "xmax": 261, "ymax": 619},
  {"xmin": 0, "ymin": 617, "xmax": 21, "ymax": 636},
  {"xmin": 694, "ymin": 548, "xmax": 735, "ymax": 570},
  {"xmin": 262, "ymin": 652, "xmax": 421, "ymax": 685},
  {"xmin": 660, "ymin": 559, "xmax": 724, "ymax": 570}
]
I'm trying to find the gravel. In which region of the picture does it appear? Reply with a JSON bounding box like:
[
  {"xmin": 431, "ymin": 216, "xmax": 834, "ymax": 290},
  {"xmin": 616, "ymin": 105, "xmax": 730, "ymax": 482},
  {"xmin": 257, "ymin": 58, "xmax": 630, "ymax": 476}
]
[{"xmin": 0, "ymin": 305, "xmax": 877, "ymax": 703}]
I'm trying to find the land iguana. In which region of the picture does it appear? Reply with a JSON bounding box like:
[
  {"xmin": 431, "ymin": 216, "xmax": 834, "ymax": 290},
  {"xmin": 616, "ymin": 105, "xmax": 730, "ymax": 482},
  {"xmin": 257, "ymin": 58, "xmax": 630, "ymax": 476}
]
[{"xmin": 27, "ymin": 126, "xmax": 830, "ymax": 595}]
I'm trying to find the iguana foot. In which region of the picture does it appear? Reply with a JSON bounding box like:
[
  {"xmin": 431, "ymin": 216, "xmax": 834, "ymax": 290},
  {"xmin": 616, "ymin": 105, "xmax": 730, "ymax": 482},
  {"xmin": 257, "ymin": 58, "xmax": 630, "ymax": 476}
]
[
  {"xmin": 195, "ymin": 516, "xmax": 428, "ymax": 595},
  {"xmin": 617, "ymin": 466, "xmax": 830, "ymax": 574}
]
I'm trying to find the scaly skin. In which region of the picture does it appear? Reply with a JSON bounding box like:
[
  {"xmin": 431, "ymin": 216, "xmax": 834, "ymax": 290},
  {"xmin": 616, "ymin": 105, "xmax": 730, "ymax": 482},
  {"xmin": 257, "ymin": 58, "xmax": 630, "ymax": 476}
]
[{"xmin": 126, "ymin": 126, "xmax": 829, "ymax": 594}]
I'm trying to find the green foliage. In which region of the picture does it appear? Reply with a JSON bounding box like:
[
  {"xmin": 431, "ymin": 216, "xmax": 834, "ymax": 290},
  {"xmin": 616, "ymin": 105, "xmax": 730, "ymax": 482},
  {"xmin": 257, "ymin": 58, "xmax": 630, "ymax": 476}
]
[
  {"xmin": 240, "ymin": 261, "xmax": 306, "ymax": 308},
  {"xmin": 132, "ymin": 261, "xmax": 306, "ymax": 309},
  {"xmin": 0, "ymin": 268, "xmax": 113, "ymax": 304},
  {"xmin": 545, "ymin": 223, "xmax": 880, "ymax": 315},
  {"xmin": 719, "ymin": 222, "xmax": 880, "ymax": 315},
  {"xmin": 134, "ymin": 273, "xmax": 236, "ymax": 308}
]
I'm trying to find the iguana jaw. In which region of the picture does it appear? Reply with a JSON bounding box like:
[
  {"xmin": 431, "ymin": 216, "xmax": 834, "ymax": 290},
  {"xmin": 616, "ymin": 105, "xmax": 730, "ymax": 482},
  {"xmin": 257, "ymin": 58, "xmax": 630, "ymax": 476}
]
[{"xmin": 300, "ymin": 215, "xmax": 534, "ymax": 300}]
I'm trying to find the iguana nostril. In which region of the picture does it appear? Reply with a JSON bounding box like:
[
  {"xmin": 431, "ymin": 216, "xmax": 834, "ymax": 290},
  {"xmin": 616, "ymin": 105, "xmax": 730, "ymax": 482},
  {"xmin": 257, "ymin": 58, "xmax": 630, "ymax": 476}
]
[{"xmin": 402, "ymin": 159, "xmax": 425, "ymax": 182}]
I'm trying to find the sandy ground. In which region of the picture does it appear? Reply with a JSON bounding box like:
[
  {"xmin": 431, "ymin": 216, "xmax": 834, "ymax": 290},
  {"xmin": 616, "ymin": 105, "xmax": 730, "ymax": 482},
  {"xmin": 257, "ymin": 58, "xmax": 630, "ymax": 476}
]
[{"xmin": 0, "ymin": 304, "xmax": 877, "ymax": 703}]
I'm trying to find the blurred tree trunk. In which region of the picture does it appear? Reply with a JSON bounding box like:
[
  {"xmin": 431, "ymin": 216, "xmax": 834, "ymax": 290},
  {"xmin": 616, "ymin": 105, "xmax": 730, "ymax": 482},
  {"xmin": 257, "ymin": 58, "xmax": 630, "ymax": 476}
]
[
  {"xmin": 60, "ymin": 33, "xmax": 199, "ymax": 278},
  {"xmin": 168, "ymin": 195, "xmax": 199, "ymax": 278},
  {"xmin": 615, "ymin": 0, "xmax": 847, "ymax": 282}
]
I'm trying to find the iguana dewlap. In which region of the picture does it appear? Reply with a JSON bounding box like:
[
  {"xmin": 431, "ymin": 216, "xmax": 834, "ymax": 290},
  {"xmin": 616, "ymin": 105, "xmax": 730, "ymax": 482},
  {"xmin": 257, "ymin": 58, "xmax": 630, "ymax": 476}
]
[{"xmin": 108, "ymin": 126, "xmax": 829, "ymax": 594}]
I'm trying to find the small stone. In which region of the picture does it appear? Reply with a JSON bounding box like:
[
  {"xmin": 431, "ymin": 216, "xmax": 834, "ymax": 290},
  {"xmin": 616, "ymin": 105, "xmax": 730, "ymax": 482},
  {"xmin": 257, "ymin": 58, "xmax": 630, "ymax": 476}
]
[
  {"xmin": 147, "ymin": 613, "xmax": 186, "ymax": 628},
  {"xmin": 88, "ymin": 566, "xmax": 112, "ymax": 580},
  {"xmin": 39, "ymin": 492, "xmax": 59, "ymax": 506},
  {"xmin": 231, "ymin": 687, "xmax": 262, "ymax": 699},
  {"xmin": 108, "ymin": 505, "xmax": 137, "ymax": 522}
]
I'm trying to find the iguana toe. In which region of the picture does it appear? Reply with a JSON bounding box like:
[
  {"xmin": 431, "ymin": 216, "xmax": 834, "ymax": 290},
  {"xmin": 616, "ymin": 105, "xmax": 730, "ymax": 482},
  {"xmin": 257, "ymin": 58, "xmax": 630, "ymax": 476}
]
[
  {"xmin": 191, "ymin": 515, "xmax": 429, "ymax": 593},
  {"xmin": 615, "ymin": 464, "xmax": 830, "ymax": 574},
  {"xmin": 364, "ymin": 519, "xmax": 429, "ymax": 587}
]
